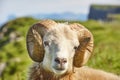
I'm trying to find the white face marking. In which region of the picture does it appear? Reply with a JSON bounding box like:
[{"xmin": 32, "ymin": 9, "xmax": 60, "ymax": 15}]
[{"xmin": 42, "ymin": 24, "xmax": 79, "ymax": 75}]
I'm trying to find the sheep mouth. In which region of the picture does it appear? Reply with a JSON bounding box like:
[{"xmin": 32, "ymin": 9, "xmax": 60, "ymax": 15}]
[
  {"xmin": 52, "ymin": 66, "xmax": 67, "ymax": 75},
  {"xmin": 53, "ymin": 66, "xmax": 65, "ymax": 71},
  {"xmin": 55, "ymin": 67, "xmax": 65, "ymax": 71}
]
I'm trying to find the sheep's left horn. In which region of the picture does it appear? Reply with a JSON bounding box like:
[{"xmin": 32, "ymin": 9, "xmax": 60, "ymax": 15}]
[
  {"xmin": 70, "ymin": 23, "xmax": 94, "ymax": 67},
  {"xmin": 26, "ymin": 19, "xmax": 57, "ymax": 62}
]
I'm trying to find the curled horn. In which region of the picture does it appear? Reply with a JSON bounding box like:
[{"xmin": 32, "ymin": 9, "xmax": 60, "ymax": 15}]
[
  {"xmin": 70, "ymin": 23, "xmax": 94, "ymax": 67},
  {"xmin": 26, "ymin": 20, "xmax": 57, "ymax": 62}
]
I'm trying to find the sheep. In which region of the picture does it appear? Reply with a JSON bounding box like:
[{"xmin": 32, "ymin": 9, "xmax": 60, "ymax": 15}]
[{"xmin": 26, "ymin": 19, "xmax": 120, "ymax": 80}]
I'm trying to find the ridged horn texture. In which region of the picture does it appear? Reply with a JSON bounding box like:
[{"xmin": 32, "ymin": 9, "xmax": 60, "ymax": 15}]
[
  {"xmin": 26, "ymin": 20, "xmax": 57, "ymax": 62},
  {"xmin": 70, "ymin": 23, "xmax": 94, "ymax": 67}
]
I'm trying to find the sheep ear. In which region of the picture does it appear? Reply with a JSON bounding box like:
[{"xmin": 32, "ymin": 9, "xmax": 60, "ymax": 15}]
[
  {"xmin": 26, "ymin": 20, "xmax": 57, "ymax": 62},
  {"xmin": 70, "ymin": 23, "xmax": 94, "ymax": 67}
]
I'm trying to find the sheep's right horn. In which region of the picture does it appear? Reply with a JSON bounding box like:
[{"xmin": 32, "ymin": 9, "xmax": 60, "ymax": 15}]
[{"xmin": 26, "ymin": 20, "xmax": 57, "ymax": 62}]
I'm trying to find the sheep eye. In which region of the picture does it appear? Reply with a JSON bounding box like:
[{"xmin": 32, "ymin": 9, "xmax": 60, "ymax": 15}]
[
  {"xmin": 74, "ymin": 46, "xmax": 78, "ymax": 50},
  {"xmin": 44, "ymin": 41, "xmax": 49, "ymax": 46}
]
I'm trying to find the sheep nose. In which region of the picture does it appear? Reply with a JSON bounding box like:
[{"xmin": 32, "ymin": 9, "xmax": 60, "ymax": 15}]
[{"xmin": 55, "ymin": 57, "xmax": 67, "ymax": 64}]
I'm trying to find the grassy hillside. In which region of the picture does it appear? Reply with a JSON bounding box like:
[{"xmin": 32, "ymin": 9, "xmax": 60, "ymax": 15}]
[
  {"xmin": 82, "ymin": 20, "xmax": 120, "ymax": 74},
  {"xmin": 0, "ymin": 18, "xmax": 120, "ymax": 80},
  {"xmin": 0, "ymin": 17, "xmax": 38, "ymax": 80}
]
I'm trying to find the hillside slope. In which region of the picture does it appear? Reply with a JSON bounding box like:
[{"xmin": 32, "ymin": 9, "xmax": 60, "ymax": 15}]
[{"xmin": 0, "ymin": 17, "xmax": 38, "ymax": 80}]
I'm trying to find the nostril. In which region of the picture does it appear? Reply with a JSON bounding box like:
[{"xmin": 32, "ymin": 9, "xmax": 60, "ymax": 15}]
[
  {"xmin": 55, "ymin": 58, "xmax": 60, "ymax": 64},
  {"xmin": 63, "ymin": 58, "xmax": 67, "ymax": 63}
]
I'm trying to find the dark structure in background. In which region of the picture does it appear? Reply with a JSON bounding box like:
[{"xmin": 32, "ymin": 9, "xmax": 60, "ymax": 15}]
[{"xmin": 88, "ymin": 4, "xmax": 120, "ymax": 21}]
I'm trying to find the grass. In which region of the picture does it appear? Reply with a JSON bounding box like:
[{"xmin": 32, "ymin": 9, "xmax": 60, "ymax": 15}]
[
  {"xmin": 84, "ymin": 21, "xmax": 120, "ymax": 75},
  {"xmin": 0, "ymin": 18, "xmax": 120, "ymax": 80}
]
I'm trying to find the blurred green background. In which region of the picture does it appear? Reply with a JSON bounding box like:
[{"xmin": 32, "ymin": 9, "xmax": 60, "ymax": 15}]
[
  {"xmin": 0, "ymin": 0, "xmax": 120, "ymax": 79},
  {"xmin": 0, "ymin": 17, "xmax": 120, "ymax": 80}
]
